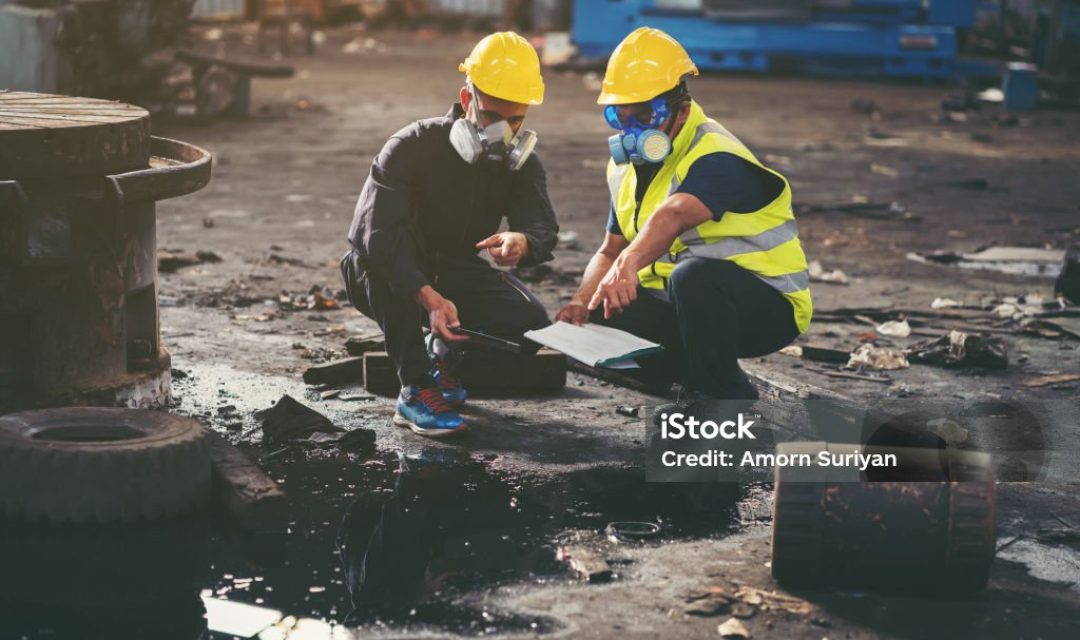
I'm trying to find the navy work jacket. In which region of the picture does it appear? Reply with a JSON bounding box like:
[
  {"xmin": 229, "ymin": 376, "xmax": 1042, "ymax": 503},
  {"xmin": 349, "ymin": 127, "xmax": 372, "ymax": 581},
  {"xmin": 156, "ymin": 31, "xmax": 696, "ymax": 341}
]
[{"xmin": 346, "ymin": 104, "xmax": 559, "ymax": 296}]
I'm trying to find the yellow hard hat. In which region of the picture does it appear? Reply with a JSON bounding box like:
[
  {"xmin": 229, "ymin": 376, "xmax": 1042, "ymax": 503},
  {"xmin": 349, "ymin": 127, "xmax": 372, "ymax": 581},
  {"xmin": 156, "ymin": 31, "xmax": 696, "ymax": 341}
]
[
  {"xmin": 597, "ymin": 27, "xmax": 699, "ymax": 105},
  {"xmin": 459, "ymin": 32, "xmax": 545, "ymax": 105}
]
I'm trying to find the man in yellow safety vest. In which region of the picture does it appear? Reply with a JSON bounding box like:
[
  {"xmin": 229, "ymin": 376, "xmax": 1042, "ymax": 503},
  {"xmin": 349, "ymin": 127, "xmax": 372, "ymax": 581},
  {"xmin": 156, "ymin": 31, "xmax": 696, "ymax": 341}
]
[{"xmin": 556, "ymin": 27, "xmax": 812, "ymax": 400}]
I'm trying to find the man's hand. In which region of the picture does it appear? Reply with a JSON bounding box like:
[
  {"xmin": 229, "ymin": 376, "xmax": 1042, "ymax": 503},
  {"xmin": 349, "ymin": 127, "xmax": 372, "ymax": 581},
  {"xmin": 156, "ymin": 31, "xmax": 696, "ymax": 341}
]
[
  {"xmin": 555, "ymin": 301, "xmax": 590, "ymax": 326},
  {"xmin": 415, "ymin": 286, "xmax": 469, "ymax": 343},
  {"xmin": 587, "ymin": 254, "xmax": 640, "ymax": 319},
  {"xmin": 476, "ymin": 232, "xmax": 529, "ymax": 267}
]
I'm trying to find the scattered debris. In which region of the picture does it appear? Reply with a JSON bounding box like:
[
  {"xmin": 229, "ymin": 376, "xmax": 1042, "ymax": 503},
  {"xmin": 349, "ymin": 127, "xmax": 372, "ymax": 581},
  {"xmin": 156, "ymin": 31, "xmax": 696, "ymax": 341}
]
[
  {"xmin": 876, "ymin": 319, "xmax": 912, "ymax": 338},
  {"xmin": 907, "ymin": 331, "xmax": 1008, "ymax": 369},
  {"xmin": 848, "ymin": 344, "xmax": 910, "ymax": 370},
  {"xmin": 279, "ymin": 286, "xmax": 342, "ymax": 312},
  {"xmin": 796, "ymin": 201, "xmax": 916, "ymax": 221},
  {"xmin": 732, "ymin": 587, "xmax": 813, "ymax": 616},
  {"xmin": 267, "ymin": 253, "xmax": 312, "ymax": 268},
  {"xmin": 311, "ymin": 425, "xmax": 378, "ymax": 453},
  {"xmin": 615, "ymin": 405, "xmax": 640, "ymax": 418},
  {"xmin": 1021, "ymin": 318, "xmax": 1080, "ymax": 340},
  {"xmin": 684, "ymin": 589, "xmax": 732, "ymax": 617},
  {"xmin": 908, "ymin": 246, "xmax": 1066, "ymax": 278},
  {"xmin": 932, "ymin": 297, "xmax": 962, "ymax": 309},
  {"xmin": 158, "ymin": 248, "xmax": 223, "ymax": 273},
  {"xmin": 808, "ymin": 260, "xmax": 850, "ymax": 285},
  {"xmin": 338, "ymin": 391, "xmax": 375, "ymax": 402},
  {"xmin": 717, "ymin": 617, "xmax": 750, "ymax": 638},
  {"xmin": 556, "ymin": 546, "xmax": 612, "ymax": 583},
  {"xmin": 256, "ymin": 395, "xmax": 342, "ymax": 445},
  {"xmin": 870, "ymin": 163, "xmax": 899, "ymax": 177},
  {"xmin": 1023, "ymin": 373, "xmax": 1080, "ymax": 388},
  {"xmin": 557, "ymin": 230, "xmax": 580, "ymax": 249},
  {"xmin": 780, "ymin": 345, "xmax": 850, "ymax": 364}
]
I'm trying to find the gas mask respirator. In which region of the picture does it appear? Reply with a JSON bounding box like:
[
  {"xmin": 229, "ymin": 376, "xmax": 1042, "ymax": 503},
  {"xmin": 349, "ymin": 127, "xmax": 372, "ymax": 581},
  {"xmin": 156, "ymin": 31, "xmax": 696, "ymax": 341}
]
[
  {"xmin": 605, "ymin": 96, "xmax": 675, "ymax": 165},
  {"xmin": 450, "ymin": 85, "xmax": 538, "ymax": 171}
]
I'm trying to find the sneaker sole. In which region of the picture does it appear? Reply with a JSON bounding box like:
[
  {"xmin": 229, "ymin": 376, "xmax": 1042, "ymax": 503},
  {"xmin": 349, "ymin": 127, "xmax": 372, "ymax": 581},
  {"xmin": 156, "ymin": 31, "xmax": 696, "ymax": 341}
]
[{"xmin": 392, "ymin": 412, "xmax": 467, "ymax": 438}]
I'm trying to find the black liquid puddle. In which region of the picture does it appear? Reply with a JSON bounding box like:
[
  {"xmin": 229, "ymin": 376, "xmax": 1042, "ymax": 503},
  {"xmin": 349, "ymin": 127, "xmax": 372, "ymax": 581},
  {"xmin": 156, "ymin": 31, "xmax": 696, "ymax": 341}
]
[{"xmin": 1, "ymin": 446, "xmax": 747, "ymax": 639}]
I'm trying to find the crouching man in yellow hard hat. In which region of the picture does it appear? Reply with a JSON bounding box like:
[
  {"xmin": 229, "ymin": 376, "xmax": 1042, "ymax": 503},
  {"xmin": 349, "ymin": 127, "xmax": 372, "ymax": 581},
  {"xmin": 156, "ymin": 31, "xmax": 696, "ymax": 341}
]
[
  {"xmin": 341, "ymin": 32, "xmax": 558, "ymax": 437},
  {"xmin": 556, "ymin": 27, "xmax": 812, "ymax": 401}
]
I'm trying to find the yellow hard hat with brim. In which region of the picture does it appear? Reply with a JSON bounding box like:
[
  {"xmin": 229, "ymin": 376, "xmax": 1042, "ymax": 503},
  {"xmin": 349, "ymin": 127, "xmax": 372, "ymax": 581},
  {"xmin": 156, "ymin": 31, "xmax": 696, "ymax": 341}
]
[
  {"xmin": 459, "ymin": 32, "xmax": 545, "ymax": 105},
  {"xmin": 597, "ymin": 27, "xmax": 699, "ymax": 105}
]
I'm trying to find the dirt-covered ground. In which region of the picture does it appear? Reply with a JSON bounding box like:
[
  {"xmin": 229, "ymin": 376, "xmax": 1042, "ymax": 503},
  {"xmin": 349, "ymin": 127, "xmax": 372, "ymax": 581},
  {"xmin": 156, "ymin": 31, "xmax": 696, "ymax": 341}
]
[{"xmin": 137, "ymin": 23, "xmax": 1080, "ymax": 639}]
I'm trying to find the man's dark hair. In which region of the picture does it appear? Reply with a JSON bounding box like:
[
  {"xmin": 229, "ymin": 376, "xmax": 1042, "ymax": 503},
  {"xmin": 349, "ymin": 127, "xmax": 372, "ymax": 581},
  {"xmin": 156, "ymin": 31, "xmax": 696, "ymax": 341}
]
[{"xmin": 661, "ymin": 78, "xmax": 691, "ymax": 107}]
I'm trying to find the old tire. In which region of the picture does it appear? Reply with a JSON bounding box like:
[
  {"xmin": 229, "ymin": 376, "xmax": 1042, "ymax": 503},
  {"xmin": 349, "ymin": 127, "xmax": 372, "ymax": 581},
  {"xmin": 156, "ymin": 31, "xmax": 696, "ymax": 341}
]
[{"xmin": 0, "ymin": 408, "xmax": 211, "ymax": 523}]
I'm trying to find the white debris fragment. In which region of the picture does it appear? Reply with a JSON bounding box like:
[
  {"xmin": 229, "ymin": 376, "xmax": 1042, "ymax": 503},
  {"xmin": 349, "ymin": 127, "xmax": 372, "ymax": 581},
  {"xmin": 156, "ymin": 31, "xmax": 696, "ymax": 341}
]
[
  {"xmin": 847, "ymin": 344, "xmax": 909, "ymax": 370},
  {"xmin": 808, "ymin": 260, "xmax": 850, "ymax": 285},
  {"xmin": 780, "ymin": 346, "xmax": 803, "ymax": 358},
  {"xmin": 876, "ymin": 320, "xmax": 912, "ymax": 338},
  {"xmin": 718, "ymin": 617, "xmax": 751, "ymax": 638},
  {"xmin": 931, "ymin": 297, "xmax": 961, "ymax": 309},
  {"xmin": 557, "ymin": 230, "xmax": 579, "ymax": 249}
]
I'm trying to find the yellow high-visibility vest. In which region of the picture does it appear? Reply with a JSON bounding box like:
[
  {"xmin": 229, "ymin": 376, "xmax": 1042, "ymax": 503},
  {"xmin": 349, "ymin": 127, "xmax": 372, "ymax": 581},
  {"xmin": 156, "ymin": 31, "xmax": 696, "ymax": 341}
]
[{"xmin": 607, "ymin": 100, "xmax": 812, "ymax": 333}]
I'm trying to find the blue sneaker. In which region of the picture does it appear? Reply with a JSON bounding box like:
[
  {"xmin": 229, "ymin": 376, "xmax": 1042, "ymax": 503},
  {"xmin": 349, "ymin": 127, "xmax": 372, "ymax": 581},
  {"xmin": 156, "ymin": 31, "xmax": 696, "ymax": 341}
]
[
  {"xmin": 393, "ymin": 385, "xmax": 466, "ymax": 437},
  {"xmin": 432, "ymin": 357, "xmax": 468, "ymax": 408}
]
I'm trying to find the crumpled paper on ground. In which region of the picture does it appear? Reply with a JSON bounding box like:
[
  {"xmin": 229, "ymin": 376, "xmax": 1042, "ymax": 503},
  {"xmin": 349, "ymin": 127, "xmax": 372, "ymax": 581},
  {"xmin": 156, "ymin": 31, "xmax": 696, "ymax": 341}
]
[{"xmin": 847, "ymin": 343, "xmax": 910, "ymax": 370}]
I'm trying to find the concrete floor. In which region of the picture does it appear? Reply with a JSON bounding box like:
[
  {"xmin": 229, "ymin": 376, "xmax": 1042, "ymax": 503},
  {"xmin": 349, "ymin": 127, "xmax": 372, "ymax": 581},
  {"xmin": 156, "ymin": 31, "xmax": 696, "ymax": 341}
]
[{"xmin": 139, "ymin": 24, "xmax": 1080, "ymax": 639}]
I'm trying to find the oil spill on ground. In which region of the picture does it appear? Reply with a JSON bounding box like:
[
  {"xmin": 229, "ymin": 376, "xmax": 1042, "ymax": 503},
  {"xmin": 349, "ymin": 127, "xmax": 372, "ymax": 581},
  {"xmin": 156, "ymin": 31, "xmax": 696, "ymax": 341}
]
[{"xmin": 1, "ymin": 443, "xmax": 751, "ymax": 639}]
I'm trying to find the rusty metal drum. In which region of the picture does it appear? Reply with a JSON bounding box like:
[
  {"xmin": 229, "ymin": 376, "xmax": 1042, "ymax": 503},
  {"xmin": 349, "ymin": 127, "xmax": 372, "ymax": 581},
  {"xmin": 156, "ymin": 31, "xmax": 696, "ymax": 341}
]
[
  {"xmin": 771, "ymin": 442, "xmax": 997, "ymax": 594},
  {"xmin": 0, "ymin": 91, "xmax": 211, "ymax": 411}
]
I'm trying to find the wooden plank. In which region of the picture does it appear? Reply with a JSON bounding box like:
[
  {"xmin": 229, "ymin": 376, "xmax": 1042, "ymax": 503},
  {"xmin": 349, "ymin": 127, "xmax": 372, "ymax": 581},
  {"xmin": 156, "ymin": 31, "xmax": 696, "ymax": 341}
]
[
  {"xmin": 205, "ymin": 431, "xmax": 287, "ymax": 531},
  {"xmin": 344, "ymin": 334, "xmax": 384, "ymax": 356},
  {"xmin": 566, "ymin": 359, "xmax": 672, "ymax": 397},
  {"xmin": 557, "ymin": 546, "xmax": 613, "ymax": 583},
  {"xmin": 363, "ymin": 349, "xmax": 567, "ymax": 397},
  {"xmin": 302, "ymin": 356, "xmax": 365, "ymax": 386},
  {"xmin": 800, "ymin": 345, "xmax": 850, "ymax": 364}
]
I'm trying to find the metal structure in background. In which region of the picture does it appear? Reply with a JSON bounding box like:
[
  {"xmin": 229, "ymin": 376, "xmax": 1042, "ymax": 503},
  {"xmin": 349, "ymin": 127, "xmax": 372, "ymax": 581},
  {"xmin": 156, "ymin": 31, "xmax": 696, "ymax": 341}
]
[
  {"xmin": 0, "ymin": 0, "xmax": 195, "ymax": 98},
  {"xmin": 190, "ymin": 0, "xmax": 246, "ymax": 20},
  {"xmin": 572, "ymin": 0, "xmax": 977, "ymax": 79},
  {"xmin": 0, "ymin": 92, "xmax": 211, "ymax": 413}
]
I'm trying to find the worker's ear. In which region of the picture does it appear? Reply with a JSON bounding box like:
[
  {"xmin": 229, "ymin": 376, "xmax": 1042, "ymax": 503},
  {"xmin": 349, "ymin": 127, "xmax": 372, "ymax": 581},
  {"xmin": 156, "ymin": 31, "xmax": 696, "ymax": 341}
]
[
  {"xmin": 459, "ymin": 86, "xmax": 470, "ymax": 111},
  {"xmin": 677, "ymin": 100, "xmax": 691, "ymax": 124}
]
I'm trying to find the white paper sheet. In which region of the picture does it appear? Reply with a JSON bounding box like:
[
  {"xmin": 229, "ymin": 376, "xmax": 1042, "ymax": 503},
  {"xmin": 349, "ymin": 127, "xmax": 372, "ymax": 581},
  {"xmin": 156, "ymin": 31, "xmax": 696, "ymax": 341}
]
[{"xmin": 525, "ymin": 321, "xmax": 662, "ymax": 368}]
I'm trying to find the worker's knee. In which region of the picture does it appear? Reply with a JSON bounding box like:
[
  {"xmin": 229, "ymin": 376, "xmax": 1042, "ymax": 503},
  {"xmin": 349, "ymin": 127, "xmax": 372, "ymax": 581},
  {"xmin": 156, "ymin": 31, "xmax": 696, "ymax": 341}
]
[
  {"xmin": 670, "ymin": 257, "xmax": 729, "ymax": 299},
  {"xmin": 670, "ymin": 257, "xmax": 748, "ymax": 299}
]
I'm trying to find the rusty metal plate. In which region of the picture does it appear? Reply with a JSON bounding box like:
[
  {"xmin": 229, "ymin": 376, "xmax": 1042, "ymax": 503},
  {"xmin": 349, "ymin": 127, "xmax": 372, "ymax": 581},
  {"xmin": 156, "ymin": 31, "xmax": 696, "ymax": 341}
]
[{"xmin": 0, "ymin": 91, "xmax": 151, "ymax": 179}]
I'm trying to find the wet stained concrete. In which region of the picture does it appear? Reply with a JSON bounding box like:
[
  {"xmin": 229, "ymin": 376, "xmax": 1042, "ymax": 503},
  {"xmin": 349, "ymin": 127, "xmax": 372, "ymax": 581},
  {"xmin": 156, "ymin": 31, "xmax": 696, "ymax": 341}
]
[{"xmin": 4, "ymin": 23, "xmax": 1080, "ymax": 640}]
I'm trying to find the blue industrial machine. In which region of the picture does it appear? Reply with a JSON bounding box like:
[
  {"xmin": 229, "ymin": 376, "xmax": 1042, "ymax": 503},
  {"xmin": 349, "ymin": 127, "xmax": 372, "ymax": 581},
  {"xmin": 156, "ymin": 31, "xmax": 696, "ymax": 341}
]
[{"xmin": 572, "ymin": 0, "xmax": 978, "ymax": 79}]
